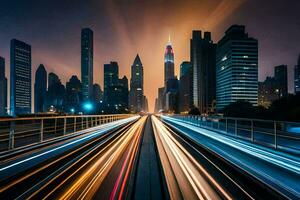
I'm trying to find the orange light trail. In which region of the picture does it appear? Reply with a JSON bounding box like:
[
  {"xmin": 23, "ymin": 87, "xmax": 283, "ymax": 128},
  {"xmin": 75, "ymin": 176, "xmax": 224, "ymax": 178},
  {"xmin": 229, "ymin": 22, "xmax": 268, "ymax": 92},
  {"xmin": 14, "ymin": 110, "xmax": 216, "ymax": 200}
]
[
  {"xmin": 151, "ymin": 115, "xmax": 232, "ymax": 200},
  {"xmin": 57, "ymin": 116, "xmax": 146, "ymax": 199}
]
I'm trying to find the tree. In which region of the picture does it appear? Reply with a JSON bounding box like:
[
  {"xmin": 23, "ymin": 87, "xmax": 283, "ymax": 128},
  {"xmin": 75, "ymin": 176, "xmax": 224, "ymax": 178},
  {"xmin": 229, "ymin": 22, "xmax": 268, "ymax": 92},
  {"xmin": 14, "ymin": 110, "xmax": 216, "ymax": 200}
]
[
  {"xmin": 222, "ymin": 101, "xmax": 257, "ymax": 118},
  {"xmin": 188, "ymin": 106, "xmax": 201, "ymax": 115}
]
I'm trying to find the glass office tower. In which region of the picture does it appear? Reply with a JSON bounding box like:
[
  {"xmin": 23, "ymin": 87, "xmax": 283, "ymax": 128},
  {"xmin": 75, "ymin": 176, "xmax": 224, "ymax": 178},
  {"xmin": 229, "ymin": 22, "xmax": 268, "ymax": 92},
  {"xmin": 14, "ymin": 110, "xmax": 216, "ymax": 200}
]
[
  {"xmin": 216, "ymin": 25, "xmax": 258, "ymax": 111},
  {"xmin": 10, "ymin": 39, "xmax": 32, "ymax": 116}
]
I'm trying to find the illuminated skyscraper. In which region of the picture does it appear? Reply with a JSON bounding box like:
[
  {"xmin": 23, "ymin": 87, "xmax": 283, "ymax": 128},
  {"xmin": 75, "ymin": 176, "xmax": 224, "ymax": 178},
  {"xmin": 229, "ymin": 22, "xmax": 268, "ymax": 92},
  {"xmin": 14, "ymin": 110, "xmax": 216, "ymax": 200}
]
[
  {"xmin": 10, "ymin": 39, "xmax": 32, "ymax": 116},
  {"xmin": 103, "ymin": 62, "xmax": 128, "ymax": 113},
  {"xmin": 164, "ymin": 36, "xmax": 175, "ymax": 86},
  {"xmin": 274, "ymin": 65, "xmax": 288, "ymax": 98},
  {"xmin": 34, "ymin": 64, "xmax": 47, "ymax": 113},
  {"xmin": 104, "ymin": 61, "xmax": 119, "ymax": 101},
  {"xmin": 216, "ymin": 25, "xmax": 258, "ymax": 111},
  {"xmin": 118, "ymin": 76, "xmax": 129, "ymax": 112},
  {"xmin": 0, "ymin": 57, "xmax": 7, "ymax": 116},
  {"xmin": 81, "ymin": 28, "xmax": 93, "ymax": 101},
  {"xmin": 191, "ymin": 31, "xmax": 216, "ymax": 113},
  {"xmin": 129, "ymin": 54, "xmax": 144, "ymax": 112}
]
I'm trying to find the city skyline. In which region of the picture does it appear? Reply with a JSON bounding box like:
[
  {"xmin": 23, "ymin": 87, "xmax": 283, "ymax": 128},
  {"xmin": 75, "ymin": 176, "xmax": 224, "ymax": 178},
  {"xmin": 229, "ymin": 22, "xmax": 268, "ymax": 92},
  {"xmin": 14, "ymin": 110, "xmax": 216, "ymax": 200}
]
[
  {"xmin": 0, "ymin": 0, "xmax": 300, "ymax": 112},
  {"xmin": 0, "ymin": 2, "xmax": 300, "ymax": 199}
]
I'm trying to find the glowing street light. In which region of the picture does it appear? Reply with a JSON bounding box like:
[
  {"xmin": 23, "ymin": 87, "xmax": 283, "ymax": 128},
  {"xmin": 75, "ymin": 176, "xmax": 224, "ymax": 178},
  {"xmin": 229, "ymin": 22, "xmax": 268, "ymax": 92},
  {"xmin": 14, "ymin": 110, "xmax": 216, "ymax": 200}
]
[{"xmin": 83, "ymin": 102, "xmax": 93, "ymax": 111}]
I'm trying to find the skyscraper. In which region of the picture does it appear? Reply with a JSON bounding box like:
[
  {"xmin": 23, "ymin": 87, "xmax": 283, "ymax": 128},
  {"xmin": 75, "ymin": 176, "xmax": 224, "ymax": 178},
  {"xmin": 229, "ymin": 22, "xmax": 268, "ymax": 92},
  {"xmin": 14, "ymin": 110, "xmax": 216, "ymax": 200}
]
[
  {"xmin": 258, "ymin": 65, "xmax": 288, "ymax": 107},
  {"xmin": 274, "ymin": 65, "xmax": 288, "ymax": 98},
  {"xmin": 46, "ymin": 72, "xmax": 65, "ymax": 112},
  {"xmin": 129, "ymin": 54, "xmax": 144, "ymax": 113},
  {"xmin": 164, "ymin": 36, "xmax": 175, "ymax": 85},
  {"xmin": 93, "ymin": 83, "xmax": 103, "ymax": 103},
  {"xmin": 258, "ymin": 77, "xmax": 280, "ymax": 108},
  {"xmin": 0, "ymin": 57, "xmax": 7, "ymax": 116},
  {"xmin": 104, "ymin": 62, "xmax": 119, "ymax": 101},
  {"xmin": 180, "ymin": 61, "xmax": 192, "ymax": 79},
  {"xmin": 191, "ymin": 31, "xmax": 216, "ymax": 114},
  {"xmin": 118, "ymin": 76, "xmax": 129, "ymax": 112},
  {"xmin": 157, "ymin": 87, "xmax": 165, "ymax": 112},
  {"xmin": 103, "ymin": 62, "xmax": 128, "ymax": 113},
  {"xmin": 165, "ymin": 77, "xmax": 179, "ymax": 113},
  {"xmin": 154, "ymin": 98, "xmax": 159, "ymax": 113},
  {"xmin": 10, "ymin": 39, "xmax": 32, "ymax": 116},
  {"xmin": 65, "ymin": 75, "xmax": 82, "ymax": 113},
  {"xmin": 294, "ymin": 55, "xmax": 300, "ymax": 94},
  {"xmin": 179, "ymin": 61, "xmax": 192, "ymax": 113},
  {"xmin": 81, "ymin": 28, "xmax": 93, "ymax": 101},
  {"xmin": 142, "ymin": 95, "xmax": 149, "ymax": 112},
  {"xmin": 34, "ymin": 64, "xmax": 47, "ymax": 113},
  {"xmin": 216, "ymin": 25, "xmax": 258, "ymax": 111}
]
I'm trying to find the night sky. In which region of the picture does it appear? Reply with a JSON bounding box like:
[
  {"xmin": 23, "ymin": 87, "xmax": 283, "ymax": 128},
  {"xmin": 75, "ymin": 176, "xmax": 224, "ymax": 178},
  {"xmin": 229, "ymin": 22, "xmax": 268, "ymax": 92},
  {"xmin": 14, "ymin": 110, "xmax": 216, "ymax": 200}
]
[{"xmin": 0, "ymin": 0, "xmax": 299, "ymax": 112}]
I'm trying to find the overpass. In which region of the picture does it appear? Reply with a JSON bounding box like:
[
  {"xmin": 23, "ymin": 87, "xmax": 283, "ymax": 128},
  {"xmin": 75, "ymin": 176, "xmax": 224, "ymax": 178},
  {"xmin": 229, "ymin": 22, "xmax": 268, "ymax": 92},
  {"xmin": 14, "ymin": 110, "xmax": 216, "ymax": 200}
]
[{"xmin": 0, "ymin": 114, "xmax": 299, "ymax": 199}]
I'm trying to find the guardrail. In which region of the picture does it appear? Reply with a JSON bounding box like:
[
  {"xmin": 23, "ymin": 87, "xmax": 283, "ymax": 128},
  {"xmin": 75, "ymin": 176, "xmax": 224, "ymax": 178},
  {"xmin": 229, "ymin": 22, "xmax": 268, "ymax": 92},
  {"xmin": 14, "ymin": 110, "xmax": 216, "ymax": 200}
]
[
  {"xmin": 164, "ymin": 115, "xmax": 300, "ymax": 154},
  {"xmin": 0, "ymin": 114, "xmax": 135, "ymax": 152}
]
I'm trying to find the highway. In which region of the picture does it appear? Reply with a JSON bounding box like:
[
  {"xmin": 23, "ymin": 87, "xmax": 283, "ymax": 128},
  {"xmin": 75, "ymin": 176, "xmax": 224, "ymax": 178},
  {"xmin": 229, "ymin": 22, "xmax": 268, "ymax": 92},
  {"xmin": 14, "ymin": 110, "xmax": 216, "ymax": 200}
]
[
  {"xmin": 0, "ymin": 116, "xmax": 144, "ymax": 199},
  {"xmin": 0, "ymin": 115, "xmax": 293, "ymax": 199},
  {"xmin": 161, "ymin": 115, "xmax": 300, "ymax": 199}
]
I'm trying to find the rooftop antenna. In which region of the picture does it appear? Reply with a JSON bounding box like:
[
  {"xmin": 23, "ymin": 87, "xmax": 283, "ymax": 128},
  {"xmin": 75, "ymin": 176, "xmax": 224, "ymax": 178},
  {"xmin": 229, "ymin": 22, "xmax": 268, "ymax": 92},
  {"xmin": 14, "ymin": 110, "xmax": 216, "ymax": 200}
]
[{"xmin": 168, "ymin": 34, "xmax": 172, "ymax": 45}]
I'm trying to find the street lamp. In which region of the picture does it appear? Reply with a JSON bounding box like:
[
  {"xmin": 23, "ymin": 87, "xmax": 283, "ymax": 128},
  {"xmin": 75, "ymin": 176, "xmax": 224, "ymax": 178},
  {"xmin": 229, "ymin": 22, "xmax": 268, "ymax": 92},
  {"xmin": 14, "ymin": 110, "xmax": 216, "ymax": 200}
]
[{"xmin": 83, "ymin": 102, "xmax": 93, "ymax": 112}]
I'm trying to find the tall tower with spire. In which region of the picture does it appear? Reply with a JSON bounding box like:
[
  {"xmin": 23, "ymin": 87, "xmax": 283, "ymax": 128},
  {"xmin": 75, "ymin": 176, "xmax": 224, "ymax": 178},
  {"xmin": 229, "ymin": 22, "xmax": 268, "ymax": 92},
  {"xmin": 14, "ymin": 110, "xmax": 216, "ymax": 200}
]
[
  {"xmin": 164, "ymin": 36, "xmax": 175, "ymax": 86},
  {"xmin": 129, "ymin": 54, "xmax": 144, "ymax": 112}
]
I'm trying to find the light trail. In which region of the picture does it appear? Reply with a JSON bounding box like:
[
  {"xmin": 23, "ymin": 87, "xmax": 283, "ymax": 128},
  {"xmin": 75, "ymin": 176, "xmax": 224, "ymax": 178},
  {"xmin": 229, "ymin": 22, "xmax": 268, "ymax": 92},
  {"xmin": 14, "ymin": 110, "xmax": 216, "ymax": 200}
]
[
  {"xmin": 57, "ymin": 116, "xmax": 147, "ymax": 199},
  {"xmin": 151, "ymin": 115, "xmax": 231, "ymax": 200},
  {"xmin": 0, "ymin": 119, "xmax": 126, "ymax": 163},
  {"xmin": 1, "ymin": 119, "xmax": 136, "ymax": 198},
  {"xmin": 162, "ymin": 116, "xmax": 300, "ymax": 174},
  {"xmin": 162, "ymin": 116, "xmax": 300, "ymax": 199},
  {"xmin": 109, "ymin": 117, "xmax": 144, "ymax": 200},
  {"xmin": 0, "ymin": 116, "xmax": 139, "ymax": 173}
]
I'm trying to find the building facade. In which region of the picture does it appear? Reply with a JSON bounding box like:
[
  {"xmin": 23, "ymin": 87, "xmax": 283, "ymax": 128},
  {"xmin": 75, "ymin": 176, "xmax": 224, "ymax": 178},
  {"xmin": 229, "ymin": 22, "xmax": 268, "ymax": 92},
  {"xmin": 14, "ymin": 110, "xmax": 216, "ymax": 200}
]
[
  {"xmin": 10, "ymin": 39, "xmax": 32, "ymax": 116},
  {"xmin": 179, "ymin": 61, "xmax": 192, "ymax": 113},
  {"xmin": 0, "ymin": 57, "xmax": 7, "ymax": 116},
  {"xmin": 156, "ymin": 87, "xmax": 165, "ymax": 112},
  {"xmin": 129, "ymin": 54, "xmax": 144, "ymax": 113},
  {"xmin": 258, "ymin": 77, "xmax": 280, "ymax": 108},
  {"xmin": 258, "ymin": 65, "xmax": 288, "ymax": 108},
  {"xmin": 34, "ymin": 64, "xmax": 47, "ymax": 113},
  {"xmin": 191, "ymin": 31, "xmax": 216, "ymax": 114},
  {"xmin": 165, "ymin": 77, "xmax": 179, "ymax": 113},
  {"xmin": 142, "ymin": 95, "xmax": 149, "ymax": 112},
  {"xmin": 216, "ymin": 25, "xmax": 258, "ymax": 111},
  {"xmin": 93, "ymin": 83, "xmax": 103, "ymax": 103},
  {"xmin": 65, "ymin": 75, "xmax": 82, "ymax": 113},
  {"xmin": 103, "ymin": 62, "xmax": 129, "ymax": 113},
  {"xmin": 118, "ymin": 76, "xmax": 129, "ymax": 112},
  {"xmin": 274, "ymin": 65, "xmax": 288, "ymax": 98},
  {"xmin": 104, "ymin": 62, "xmax": 119, "ymax": 102},
  {"xmin": 81, "ymin": 28, "xmax": 93, "ymax": 101},
  {"xmin": 46, "ymin": 72, "xmax": 65, "ymax": 112}
]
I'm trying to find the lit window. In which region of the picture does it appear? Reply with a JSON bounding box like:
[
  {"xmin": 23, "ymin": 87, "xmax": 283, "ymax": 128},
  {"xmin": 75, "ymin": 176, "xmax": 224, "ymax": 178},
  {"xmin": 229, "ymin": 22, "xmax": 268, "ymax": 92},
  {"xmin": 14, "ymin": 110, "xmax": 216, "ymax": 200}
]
[{"xmin": 221, "ymin": 55, "xmax": 227, "ymax": 61}]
